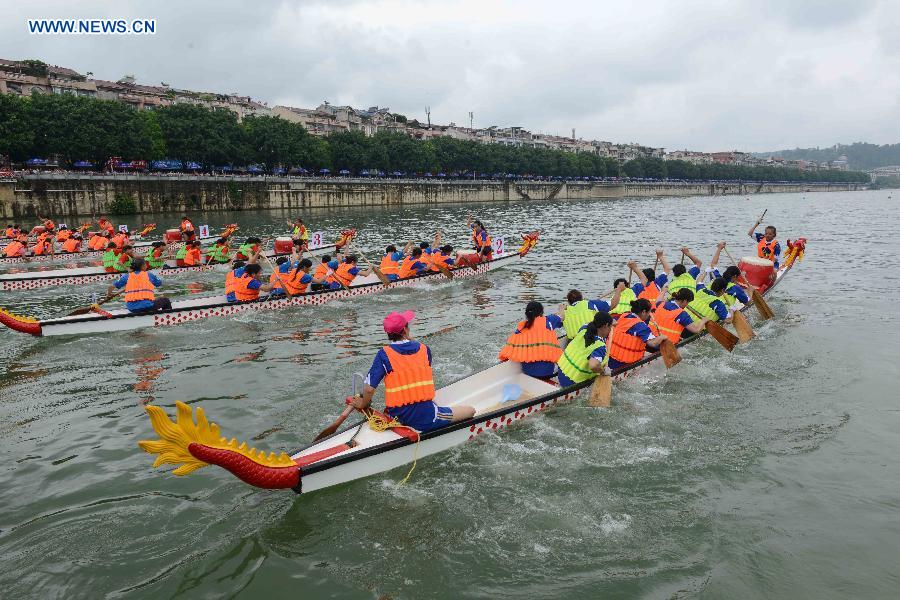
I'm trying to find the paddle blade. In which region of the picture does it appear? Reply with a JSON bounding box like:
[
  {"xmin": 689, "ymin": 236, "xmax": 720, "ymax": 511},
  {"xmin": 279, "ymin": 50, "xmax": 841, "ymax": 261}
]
[
  {"xmin": 705, "ymin": 320, "xmax": 738, "ymax": 352},
  {"xmin": 752, "ymin": 288, "xmax": 774, "ymax": 320},
  {"xmin": 588, "ymin": 375, "xmax": 612, "ymax": 407},
  {"xmin": 372, "ymin": 266, "xmax": 391, "ymax": 286},
  {"xmin": 659, "ymin": 338, "xmax": 682, "ymax": 368},
  {"xmin": 731, "ymin": 310, "xmax": 755, "ymax": 343},
  {"xmin": 66, "ymin": 305, "xmax": 94, "ymax": 316},
  {"xmin": 437, "ymin": 264, "xmax": 454, "ymax": 279}
]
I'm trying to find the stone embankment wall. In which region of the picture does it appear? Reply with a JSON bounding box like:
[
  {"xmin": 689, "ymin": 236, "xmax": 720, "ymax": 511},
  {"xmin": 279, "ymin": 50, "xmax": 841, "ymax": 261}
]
[{"xmin": 0, "ymin": 175, "xmax": 866, "ymax": 219}]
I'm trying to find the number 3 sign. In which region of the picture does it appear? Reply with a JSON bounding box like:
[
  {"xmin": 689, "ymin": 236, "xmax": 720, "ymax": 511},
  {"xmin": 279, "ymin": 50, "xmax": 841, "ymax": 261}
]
[{"xmin": 310, "ymin": 231, "xmax": 323, "ymax": 249}]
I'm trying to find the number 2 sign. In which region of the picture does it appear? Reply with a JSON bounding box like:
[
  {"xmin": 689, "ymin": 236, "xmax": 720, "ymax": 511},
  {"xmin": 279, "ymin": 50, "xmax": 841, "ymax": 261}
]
[{"xmin": 492, "ymin": 236, "xmax": 505, "ymax": 255}]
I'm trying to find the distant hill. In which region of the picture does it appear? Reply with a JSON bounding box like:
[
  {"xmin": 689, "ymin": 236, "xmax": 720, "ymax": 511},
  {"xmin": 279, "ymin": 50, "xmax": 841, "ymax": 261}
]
[{"xmin": 753, "ymin": 142, "xmax": 900, "ymax": 170}]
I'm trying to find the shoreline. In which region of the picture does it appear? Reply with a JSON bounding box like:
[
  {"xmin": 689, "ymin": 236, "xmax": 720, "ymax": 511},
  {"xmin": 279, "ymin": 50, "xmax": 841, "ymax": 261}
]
[{"xmin": 0, "ymin": 175, "xmax": 867, "ymax": 219}]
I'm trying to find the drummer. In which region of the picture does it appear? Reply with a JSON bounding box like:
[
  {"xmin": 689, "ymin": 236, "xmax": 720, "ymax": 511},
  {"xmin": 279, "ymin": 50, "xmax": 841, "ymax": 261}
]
[
  {"xmin": 748, "ymin": 219, "xmax": 780, "ymax": 267},
  {"xmin": 349, "ymin": 311, "xmax": 475, "ymax": 431},
  {"xmin": 288, "ymin": 217, "xmax": 309, "ymax": 248}
]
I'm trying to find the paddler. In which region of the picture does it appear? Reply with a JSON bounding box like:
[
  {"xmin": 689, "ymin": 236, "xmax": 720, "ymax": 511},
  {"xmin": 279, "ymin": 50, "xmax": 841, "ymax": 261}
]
[
  {"xmin": 609, "ymin": 265, "xmax": 652, "ymax": 318},
  {"xmin": 103, "ymin": 242, "xmax": 122, "ymax": 272},
  {"xmin": 32, "ymin": 234, "xmax": 53, "ymax": 256},
  {"xmin": 379, "ymin": 244, "xmax": 403, "ymax": 281},
  {"xmin": 748, "ymin": 219, "xmax": 780, "ymax": 267},
  {"xmin": 180, "ymin": 215, "xmax": 196, "ymax": 241},
  {"xmin": 707, "ymin": 241, "xmax": 750, "ymax": 307},
  {"xmin": 468, "ymin": 217, "xmax": 493, "ymax": 259},
  {"xmin": 235, "ymin": 237, "xmax": 261, "ymax": 261},
  {"xmin": 114, "ymin": 245, "xmax": 135, "ymax": 273},
  {"xmin": 176, "ymin": 240, "xmax": 203, "ymax": 267},
  {"xmin": 226, "ymin": 263, "xmax": 276, "ymax": 302},
  {"xmin": 311, "ymin": 254, "xmax": 333, "ymax": 290},
  {"xmin": 107, "ymin": 257, "xmax": 172, "ymax": 313},
  {"xmin": 349, "ymin": 310, "xmax": 476, "ymax": 430},
  {"xmin": 100, "ymin": 217, "xmax": 116, "ymax": 235},
  {"xmin": 499, "ymin": 301, "xmax": 563, "ymax": 379},
  {"xmin": 56, "ymin": 226, "xmax": 72, "ymax": 243},
  {"xmin": 110, "ymin": 229, "xmax": 129, "ymax": 249},
  {"xmin": 88, "ymin": 231, "xmax": 109, "ymax": 251},
  {"xmin": 41, "ymin": 217, "xmax": 56, "ymax": 232},
  {"xmin": 206, "ymin": 238, "xmax": 231, "ymax": 264},
  {"xmin": 430, "ymin": 245, "xmax": 455, "ymax": 272},
  {"xmin": 326, "ymin": 254, "xmax": 372, "ymax": 289},
  {"xmin": 667, "ymin": 247, "xmax": 704, "ymax": 297},
  {"xmin": 397, "ymin": 247, "xmax": 429, "ymax": 279},
  {"xmin": 687, "ymin": 277, "xmax": 732, "ymax": 323},
  {"xmin": 556, "ymin": 311, "xmax": 614, "ymax": 388},
  {"xmin": 4, "ymin": 224, "xmax": 16, "ymax": 238},
  {"xmin": 606, "ymin": 299, "xmax": 668, "ymax": 370},
  {"xmin": 3, "ymin": 237, "xmax": 26, "ymax": 257},
  {"xmin": 61, "ymin": 233, "xmax": 82, "ymax": 253},
  {"xmin": 651, "ymin": 288, "xmax": 709, "ymax": 343},
  {"xmin": 146, "ymin": 241, "xmax": 167, "ymax": 270},
  {"xmin": 269, "ymin": 258, "xmax": 320, "ymax": 296},
  {"xmin": 631, "ymin": 249, "xmax": 672, "ymax": 303},
  {"xmin": 559, "ymin": 286, "xmax": 624, "ymax": 342}
]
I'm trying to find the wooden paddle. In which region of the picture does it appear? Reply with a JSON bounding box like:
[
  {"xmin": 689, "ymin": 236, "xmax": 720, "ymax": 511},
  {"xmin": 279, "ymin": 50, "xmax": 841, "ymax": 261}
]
[
  {"xmin": 658, "ymin": 338, "xmax": 683, "ymax": 367},
  {"xmin": 314, "ymin": 401, "xmax": 355, "ymax": 441},
  {"xmin": 723, "ymin": 247, "xmax": 774, "ymax": 320},
  {"xmin": 588, "ymin": 375, "xmax": 612, "ymax": 407},
  {"xmin": 686, "ymin": 305, "xmax": 738, "ymax": 352},
  {"xmin": 260, "ymin": 252, "xmax": 295, "ymax": 297},
  {"xmin": 68, "ymin": 289, "xmax": 123, "ymax": 316},
  {"xmin": 730, "ymin": 308, "xmax": 755, "ymax": 343},
  {"xmin": 353, "ymin": 248, "xmax": 391, "ymax": 286}
]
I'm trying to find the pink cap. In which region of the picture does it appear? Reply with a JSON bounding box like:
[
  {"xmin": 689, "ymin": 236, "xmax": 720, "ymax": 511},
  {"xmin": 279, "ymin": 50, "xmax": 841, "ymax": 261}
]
[{"xmin": 383, "ymin": 310, "xmax": 415, "ymax": 334}]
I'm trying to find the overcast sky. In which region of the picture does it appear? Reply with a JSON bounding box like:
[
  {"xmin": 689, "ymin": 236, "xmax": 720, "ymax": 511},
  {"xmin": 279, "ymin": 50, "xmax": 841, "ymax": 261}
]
[{"xmin": 3, "ymin": 0, "xmax": 898, "ymax": 152}]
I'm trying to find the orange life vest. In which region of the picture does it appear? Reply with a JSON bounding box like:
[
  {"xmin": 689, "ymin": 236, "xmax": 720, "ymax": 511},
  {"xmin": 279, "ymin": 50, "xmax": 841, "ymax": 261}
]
[
  {"xmin": 314, "ymin": 262, "xmax": 329, "ymax": 281},
  {"xmin": 4, "ymin": 227, "xmax": 15, "ymax": 238},
  {"xmin": 4, "ymin": 241, "xmax": 25, "ymax": 257},
  {"xmin": 652, "ymin": 302, "xmax": 687, "ymax": 344},
  {"xmin": 638, "ymin": 281, "xmax": 661, "ymax": 304},
  {"xmin": 231, "ymin": 274, "xmax": 260, "ymax": 301},
  {"xmin": 757, "ymin": 238, "xmax": 777, "ymax": 261},
  {"xmin": 328, "ymin": 262, "xmax": 357, "ymax": 287},
  {"xmin": 124, "ymin": 271, "xmax": 155, "ymax": 302},
  {"xmin": 182, "ymin": 247, "xmax": 201, "ymax": 266},
  {"xmin": 398, "ymin": 256, "xmax": 421, "ymax": 279},
  {"xmin": 181, "ymin": 219, "xmax": 194, "ymax": 233},
  {"xmin": 225, "ymin": 269, "xmax": 239, "ymax": 296},
  {"xmin": 430, "ymin": 252, "xmax": 452, "ymax": 272},
  {"xmin": 608, "ymin": 314, "xmax": 647, "ymax": 365},
  {"xmin": 62, "ymin": 238, "xmax": 81, "ymax": 253},
  {"xmin": 379, "ymin": 253, "xmax": 399, "ymax": 277},
  {"xmin": 89, "ymin": 235, "xmax": 107, "ymax": 250},
  {"xmin": 111, "ymin": 233, "xmax": 128, "ymax": 248},
  {"xmin": 56, "ymin": 230, "xmax": 71, "ymax": 242},
  {"xmin": 472, "ymin": 230, "xmax": 492, "ymax": 252},
  {"xmin": 98, "ymin": 219, "xmax": 114, "ymax": 234},
  {"xmin": 383, "ymin": 344, "xmax": 435, "ymax": 408},
  {"xmin": 272, "ymin": 267, "xmax": 309, "ymax": 295},
  {"xmin": 32, "ymin": 240, "xmax": 51, "ymax": 255},
  {"xmin": 498, "ymin": 316, "xmax": 563, "ymax": 363},
  {"xmin": 43, "ymin": 219, "xmax": 55, "ymax": 231}
]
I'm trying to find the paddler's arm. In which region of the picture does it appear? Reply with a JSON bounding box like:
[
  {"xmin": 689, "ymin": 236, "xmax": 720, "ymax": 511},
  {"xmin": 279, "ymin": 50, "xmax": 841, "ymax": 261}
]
[
  {"xmin": 608, "ymin": 281, "xmax": 626, "ymax": 310},
  {"xmin": 680, "ymin": 247, "xmax": 702, "ymax": 269},
  {"xmin": 709, "ymin": 241, "xmax": 726, "ymax": 271},
  {"xmin": 628, "ymin": 260, "xmax": 648, "ymax": 286},
  {"xmin": 351, "ymin": 385, "xmax": 375, "ymax": 410},
  {"xmin": 657, "ymin": 249, "xmax": 671, "ymax": 275},
  {"xmin": 655, "ymin": 283, "xmax": 669, "ymax": 304},
  {"xmin": 748, "ymin": 219, "xmax": 760, "ymax": 238}
]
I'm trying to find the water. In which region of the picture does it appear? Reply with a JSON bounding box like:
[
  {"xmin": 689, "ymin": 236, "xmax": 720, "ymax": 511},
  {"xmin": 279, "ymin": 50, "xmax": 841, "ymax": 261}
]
[{"xmin": 1, "ymin": 191, "xmax": 898, "ymax": 599}]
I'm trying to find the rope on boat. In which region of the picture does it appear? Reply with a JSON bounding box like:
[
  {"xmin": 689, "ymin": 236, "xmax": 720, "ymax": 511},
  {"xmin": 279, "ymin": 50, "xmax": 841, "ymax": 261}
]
[{"xmin": 365, "ymin": 410, "xmax": 421, "ymax": 485}]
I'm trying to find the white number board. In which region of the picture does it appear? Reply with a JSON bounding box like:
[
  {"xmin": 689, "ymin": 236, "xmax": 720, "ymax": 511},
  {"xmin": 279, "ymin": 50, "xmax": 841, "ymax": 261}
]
[
  {"xmin": 198, "ymin": 224, "xmax": 210, "ymax": 238},
  {"xmin": 492, "ymin": 236, "xmax": 505, "ymax": 255},
  {"xmin": 310, "ymin": 231, "xmax": 324, "ymax": 249},
  {"xmin": 118, "ymin": 224, "xmax": 129, "ymax": 233}
]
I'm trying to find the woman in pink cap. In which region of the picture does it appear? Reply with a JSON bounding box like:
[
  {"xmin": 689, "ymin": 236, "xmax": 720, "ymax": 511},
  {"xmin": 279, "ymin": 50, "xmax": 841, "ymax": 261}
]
[{"xmin": 349, "ymin": 310, "xmax": 475, "ymax": 431}]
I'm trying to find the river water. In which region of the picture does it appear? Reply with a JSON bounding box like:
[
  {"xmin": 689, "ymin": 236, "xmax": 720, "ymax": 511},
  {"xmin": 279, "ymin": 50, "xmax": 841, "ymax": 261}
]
[{"xmin": 0, "ymin": 190, "xmax": 897, "ymax": 599}]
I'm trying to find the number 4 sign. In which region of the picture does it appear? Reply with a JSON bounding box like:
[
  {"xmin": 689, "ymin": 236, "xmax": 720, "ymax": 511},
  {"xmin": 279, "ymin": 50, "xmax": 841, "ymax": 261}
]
[
  {"xmin": 198, "ymin": 224, "xmax": 210, "ymax": 238},
  {"xmin": 492, "ymin": 236, "xmax": 505, "ymax": 255}
]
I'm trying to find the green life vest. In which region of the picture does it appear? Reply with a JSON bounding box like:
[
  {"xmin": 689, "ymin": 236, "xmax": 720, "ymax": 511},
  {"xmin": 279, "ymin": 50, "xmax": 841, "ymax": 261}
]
[
  {"xmin": 102, "ymin": 249, "xmax": 117, "ymax": 270},
  {"xmin": 238, "ymin": 243, "xmax": 253, "ymax": 258},
  {"xmin": 146, "ymin": 250, "xmax": 166, "ymax": 269},
  {"xmin": 721, "ymin": 283, "xmax": 739, "ymax": 308},
  {"xmin": 114, "ymin": 255, "xmax": 131, "ymax": 272},
  {"xmin": 610, "ymin": 287, "xmax": 637, "ymax": 315},
  {"xmin": 687, "ymin": 288, "xmax": 722, "ymax": 322},
  {"xmin": 175, "ymin": 246, "xmax": 188, "ymax": 260},
  {"xmin": 208, "ymin": 244, "xmax": 228, "ymax": 263},
  {"xmin": 668, "ymin": 272, "xmax": 697, "ymax": 296},
  {"xmin": 563, "ymin": 300, "xmax": 596, "ymax": 340},
  {"xmin": 557, "ymin": 327, "xmax": 607, "ymax": 384},
  {"xmin": 292, "ymin": 226, "xmax": 309, "ymax": 240}
]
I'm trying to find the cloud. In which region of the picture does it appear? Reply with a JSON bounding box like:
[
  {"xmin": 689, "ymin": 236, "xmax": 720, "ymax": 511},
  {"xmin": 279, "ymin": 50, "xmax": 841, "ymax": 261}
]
[{"xmin": 0, "ymin": 0, "xmax": 897, "ymax": 151}]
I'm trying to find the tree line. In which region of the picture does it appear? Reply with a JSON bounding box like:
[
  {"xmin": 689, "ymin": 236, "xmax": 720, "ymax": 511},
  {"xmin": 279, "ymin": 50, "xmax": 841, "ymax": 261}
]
[{"xmin": 0, "ymin": 92, "xmax": 869, "ymax": 183}]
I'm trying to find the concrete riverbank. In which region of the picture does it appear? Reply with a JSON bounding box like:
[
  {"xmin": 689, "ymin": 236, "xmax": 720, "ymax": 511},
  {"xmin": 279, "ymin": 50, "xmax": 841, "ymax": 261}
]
[{"xmin": 0, "ymin": 174, "xmax": 866, "ymax": 219}]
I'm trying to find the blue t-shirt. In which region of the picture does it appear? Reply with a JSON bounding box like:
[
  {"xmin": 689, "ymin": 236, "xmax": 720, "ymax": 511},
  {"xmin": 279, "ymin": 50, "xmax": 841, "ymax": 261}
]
[
  {"xmin": 712, "ymin": 269, "xmax": 751, "ymax": 304},
  {"xmin": 586, "ymin": 299, "xmax": 611, "ymax": 312},
  {"xmin": 114, "ymin": 271, "xmax": 162, "ymax": 312},
  {"xmin": 473, "ymin": 230, "xmax": 489, "ymax": 247},
  {"xmin": 366, "ymin": 340, "xmax": 433, "ymax": 388},
  {"xmin": 608, "ymin": 313, "xmax": 656, "ymax": 369}
]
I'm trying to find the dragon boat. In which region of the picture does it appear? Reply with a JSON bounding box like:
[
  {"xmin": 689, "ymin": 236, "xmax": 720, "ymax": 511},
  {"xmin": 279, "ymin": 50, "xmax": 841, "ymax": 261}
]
[
  {"xmin": 0, "ymin": 243, "xmax": 337, "ymax": 291},
  {"xmin": 0, "ymin": 232, "xmax": 542, "ymax": 337},
  {"xmin": 138, "ymin": 240, "xmax": 807, "ymax": 495},
  {"xmin": 0, "ymin": 224, "xmax": 237, "ymax": 267}
]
